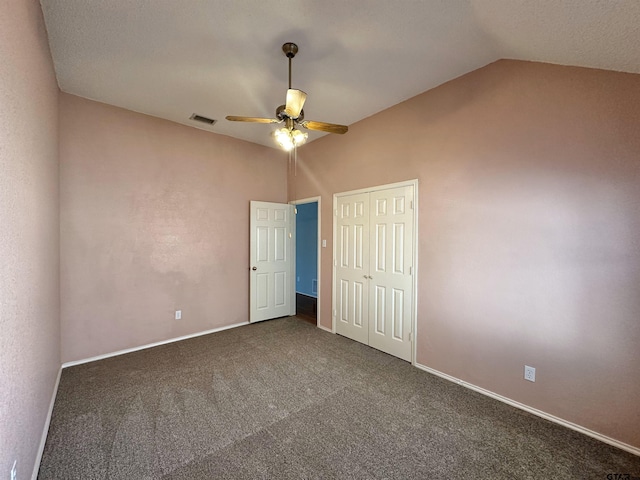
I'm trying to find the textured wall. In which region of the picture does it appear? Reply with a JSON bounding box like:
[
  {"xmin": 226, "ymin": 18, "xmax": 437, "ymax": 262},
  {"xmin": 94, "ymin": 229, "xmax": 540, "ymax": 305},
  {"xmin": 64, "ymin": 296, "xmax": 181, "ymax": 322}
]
[
  {"xmin": 293, "ymin": 60, "xmax": 640, "ymax": 448},
  {"xmin": 0, "ymin": 0, "xmax": 60, "ymax": 477},
  {"xmin": 60, "ymin": 94, "xmax": 287, "ymax": 363}
]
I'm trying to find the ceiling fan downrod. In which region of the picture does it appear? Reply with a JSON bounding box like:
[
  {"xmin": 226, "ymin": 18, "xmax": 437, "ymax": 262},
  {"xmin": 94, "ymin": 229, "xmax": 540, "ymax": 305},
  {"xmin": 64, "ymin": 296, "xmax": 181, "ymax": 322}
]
[{"xmin": 282, "ymin": 42, "xmax": 298, "ymax": 89}]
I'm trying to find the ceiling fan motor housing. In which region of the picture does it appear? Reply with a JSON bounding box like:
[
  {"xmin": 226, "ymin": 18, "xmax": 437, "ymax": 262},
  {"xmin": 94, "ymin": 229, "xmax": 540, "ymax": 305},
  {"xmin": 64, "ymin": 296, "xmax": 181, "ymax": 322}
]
[{"xmin": 276, "ymin": 104, "xmax": 304, "ymax": 122}]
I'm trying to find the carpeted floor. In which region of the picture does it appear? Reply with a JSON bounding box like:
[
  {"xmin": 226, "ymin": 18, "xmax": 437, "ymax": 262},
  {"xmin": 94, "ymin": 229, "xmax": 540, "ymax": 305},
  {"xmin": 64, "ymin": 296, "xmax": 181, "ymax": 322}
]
[{"xmin": 38, "ymin": 317, "xmax": 640, "ymax": 479}]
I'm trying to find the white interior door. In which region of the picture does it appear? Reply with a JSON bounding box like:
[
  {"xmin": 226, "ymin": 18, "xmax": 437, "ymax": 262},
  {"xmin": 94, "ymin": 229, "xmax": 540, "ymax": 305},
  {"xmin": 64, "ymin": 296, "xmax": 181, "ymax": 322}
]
[
  {"xmin": 334, "ymin": 183, "xmax": 415, "ymax": 362},
  {"xmin": 250, "ymin": 201, "xmax": 295, "ymax": 323},
  {"xmin": 335, "ymin": 193, "xmax": 370, "ymax": 344},
  {"xmin": 367, "ymin": 185, "xmax": 414, "ymax": 361}
]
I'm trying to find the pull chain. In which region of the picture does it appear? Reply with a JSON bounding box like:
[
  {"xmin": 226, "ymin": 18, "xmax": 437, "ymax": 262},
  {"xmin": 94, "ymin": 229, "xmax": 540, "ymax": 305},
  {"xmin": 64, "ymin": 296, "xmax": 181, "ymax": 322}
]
[{"xmin": 293, "ymin": 143, "xmax": 297, "ymax": 201}]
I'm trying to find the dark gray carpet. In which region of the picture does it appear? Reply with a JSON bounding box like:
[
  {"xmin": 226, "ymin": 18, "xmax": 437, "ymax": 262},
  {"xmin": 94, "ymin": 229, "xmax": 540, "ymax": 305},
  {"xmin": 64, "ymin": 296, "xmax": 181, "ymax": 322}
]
[{"xmin": 38, "ymin": 317, "xmax": 640, "ymax": 479}]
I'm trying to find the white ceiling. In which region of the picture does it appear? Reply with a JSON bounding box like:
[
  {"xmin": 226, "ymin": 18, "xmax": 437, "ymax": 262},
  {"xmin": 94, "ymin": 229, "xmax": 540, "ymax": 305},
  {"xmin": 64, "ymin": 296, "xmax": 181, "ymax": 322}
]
[{"xmin": 40, "ymin": 0, "xmax": 640, "ymax": 148}]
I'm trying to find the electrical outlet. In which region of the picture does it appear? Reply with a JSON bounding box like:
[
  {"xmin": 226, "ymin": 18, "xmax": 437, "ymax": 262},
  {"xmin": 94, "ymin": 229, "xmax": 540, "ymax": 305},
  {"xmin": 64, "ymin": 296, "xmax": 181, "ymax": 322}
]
[
  {"xmin": 11, "ymin": 460, "xmax": 16, "ymax": 480},
  {"xmin": 524, "ymin": 365, "xmax": 536, "ymax": 382},
  {"xmin": 175, "ymin": 310, "xmax": 182, "ymax": 320}
]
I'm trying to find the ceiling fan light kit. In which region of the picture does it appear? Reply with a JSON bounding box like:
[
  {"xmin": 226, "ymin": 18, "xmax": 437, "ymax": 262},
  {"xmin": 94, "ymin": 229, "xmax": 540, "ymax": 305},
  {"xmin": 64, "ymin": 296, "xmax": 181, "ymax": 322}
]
[
  {"xmin": 273, "ymin": 127, "xmax": 308, "ymax": 151},
  {"xmin": 226, "ymin": 42, "xmax": 348, "ymax": 151}
]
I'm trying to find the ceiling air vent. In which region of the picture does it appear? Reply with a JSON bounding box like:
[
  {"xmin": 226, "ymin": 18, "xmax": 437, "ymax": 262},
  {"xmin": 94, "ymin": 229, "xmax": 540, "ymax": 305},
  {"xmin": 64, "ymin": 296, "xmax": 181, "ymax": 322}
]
[{"xmin": 189, "ymin": 113, "xmax": 216, "ymax": 125}]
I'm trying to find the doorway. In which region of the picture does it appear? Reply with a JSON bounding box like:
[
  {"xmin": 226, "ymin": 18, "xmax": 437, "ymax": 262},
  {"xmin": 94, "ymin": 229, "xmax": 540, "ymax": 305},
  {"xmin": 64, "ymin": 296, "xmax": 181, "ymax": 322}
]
[{"xmin": 292, "ymin": 197, "xmax": 321, "ymax": 326}]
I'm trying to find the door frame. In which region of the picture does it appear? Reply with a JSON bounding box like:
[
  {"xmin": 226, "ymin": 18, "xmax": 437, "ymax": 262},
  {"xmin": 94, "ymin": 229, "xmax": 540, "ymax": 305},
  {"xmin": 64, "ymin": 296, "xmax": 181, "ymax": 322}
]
[
  {"xmin": 290, "ymin": 196, "xmax": 322, "ymax": 328},
  {"xmin": 332, "ymin": 179, "xmax": 419, "ymax": 364}
]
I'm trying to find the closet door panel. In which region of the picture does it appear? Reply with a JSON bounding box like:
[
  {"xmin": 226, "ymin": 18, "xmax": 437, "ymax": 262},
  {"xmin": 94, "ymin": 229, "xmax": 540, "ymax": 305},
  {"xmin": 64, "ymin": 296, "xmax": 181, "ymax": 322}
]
[
  {"xmin": 368, "ymin": 185, "xmax": 414, "ymax": 361},
  {"xmin": 335, "ymin": 193, "xmax": 370, "ymax": 344}
]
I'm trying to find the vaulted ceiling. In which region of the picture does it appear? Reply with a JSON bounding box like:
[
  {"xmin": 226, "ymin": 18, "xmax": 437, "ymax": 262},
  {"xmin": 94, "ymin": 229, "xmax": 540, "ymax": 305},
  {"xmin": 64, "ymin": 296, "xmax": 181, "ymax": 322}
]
[{"xmin": 40, "ymin": 0, "xmax": 640, "ymax": 148}]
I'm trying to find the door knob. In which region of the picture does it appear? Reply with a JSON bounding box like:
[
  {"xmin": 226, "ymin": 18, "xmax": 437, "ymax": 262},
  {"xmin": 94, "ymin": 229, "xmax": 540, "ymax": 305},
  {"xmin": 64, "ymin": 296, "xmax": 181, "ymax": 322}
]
[{"xmin": 252, "ymin": 266, "xmax": 257, "ymax": 271}]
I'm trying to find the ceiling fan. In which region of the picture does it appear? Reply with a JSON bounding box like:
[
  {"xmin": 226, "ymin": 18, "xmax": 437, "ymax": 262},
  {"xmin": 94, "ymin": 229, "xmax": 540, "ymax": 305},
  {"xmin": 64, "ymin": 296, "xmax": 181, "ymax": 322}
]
[{"xmin": 226, "ymin": 42, "xmax": 348, "ymax": 151}]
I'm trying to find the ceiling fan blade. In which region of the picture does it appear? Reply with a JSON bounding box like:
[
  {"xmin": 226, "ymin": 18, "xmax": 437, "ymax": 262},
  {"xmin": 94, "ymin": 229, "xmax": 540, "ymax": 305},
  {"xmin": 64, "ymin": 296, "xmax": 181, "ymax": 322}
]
[
  {"xmin": 300, "ymin": 120, "xmax": 348, "ymax": 134},
  {"xmin": 284, "ymin": 89, "xmax": 307, "ymax": 118},
  {"xmin": 225, "ymin": 116, "xmax": 279, "ymax": 124}
]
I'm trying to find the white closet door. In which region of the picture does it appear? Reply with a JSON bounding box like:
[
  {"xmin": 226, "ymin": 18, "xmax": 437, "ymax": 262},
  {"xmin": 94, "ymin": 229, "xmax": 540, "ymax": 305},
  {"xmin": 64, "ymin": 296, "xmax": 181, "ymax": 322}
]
[
  {"xmin": 334, "ymin": 183, "xmax": 416, "ymax": 362},
  {"xmin": 367, "ymin": 185, "xmax": 414, "ymax": 361},
  {"xmin": 335, "ymin": 193, "xmax": 370, "ymax": 344}
]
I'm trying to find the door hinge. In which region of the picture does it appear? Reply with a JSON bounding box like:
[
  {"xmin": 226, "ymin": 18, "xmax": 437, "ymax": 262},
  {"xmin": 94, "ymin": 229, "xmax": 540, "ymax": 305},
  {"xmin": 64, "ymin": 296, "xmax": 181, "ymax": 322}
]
[
  {"xmin": 409, "ymin": 266, "xmax": 412, "ymax": 275},
  {"xmin": 333, "ymin": 309, "xmax": 336, "ymax": 317},
  {"xmin": 409, "ymin": 332, "xmax": 413, "ymax": 341},
  {"xmin": 289, "ymin": 232, "xmax": 292, "ymax": 238},
  {"xmin": 294, "ymin": 207, "xmax": 298, "ymax": 214},
  {"xmin": 334, "ymin": 259, "xmax": 337, "ymax": 267},
  {"xmin": 334, "ymin": 209, "xmax": 338, "ymax": 216},
  {"xmin": 410, "ymin": 200, "xmax": 413, "ymax": 209}
]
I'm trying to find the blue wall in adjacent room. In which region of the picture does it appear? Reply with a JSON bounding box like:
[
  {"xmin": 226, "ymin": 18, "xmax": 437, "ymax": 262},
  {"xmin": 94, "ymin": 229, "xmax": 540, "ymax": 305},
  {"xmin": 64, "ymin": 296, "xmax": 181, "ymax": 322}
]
[{"xmin": 296, "ymin": 202, "xmax": 318, "ymax": 297}]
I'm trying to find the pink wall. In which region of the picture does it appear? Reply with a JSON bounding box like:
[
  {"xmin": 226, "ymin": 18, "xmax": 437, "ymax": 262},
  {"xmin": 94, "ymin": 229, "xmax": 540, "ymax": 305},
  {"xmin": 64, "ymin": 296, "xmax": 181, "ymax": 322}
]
[
  {"xmin": 0, "ymin": 0, "xmax": 60, "ymax": 476},
  {"xmin": 60, "ymin": 93, "xmax": 287, "ymax": 362},
  {"xmin": 293, "ymin": 60, "xmax": 640, "ymax": 448}
]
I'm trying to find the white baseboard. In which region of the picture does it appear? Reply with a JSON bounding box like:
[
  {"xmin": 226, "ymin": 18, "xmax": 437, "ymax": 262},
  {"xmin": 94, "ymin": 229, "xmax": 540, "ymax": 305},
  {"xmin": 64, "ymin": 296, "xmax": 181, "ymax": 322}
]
[
  {"xmin": 317, "ymin": 324, "xmax": 333, "ymax": 333},
  {"xmin": 32, "ymin": 366, "xmax": 62, "ymax": 480},
  {"xmin": 413, "ymin": 362, "xmax": 640, "ymax": 457},
  {"xmin": 62, "ymin": 321, "xmax": 249, "ymax": 368}
]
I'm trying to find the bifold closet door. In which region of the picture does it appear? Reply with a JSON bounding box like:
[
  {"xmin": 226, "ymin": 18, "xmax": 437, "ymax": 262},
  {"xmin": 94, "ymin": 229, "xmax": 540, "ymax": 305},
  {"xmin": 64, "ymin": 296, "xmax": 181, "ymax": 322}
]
[{"xmin": 335, "ymin": 185, "xmax": 414, "ymax": 362}]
